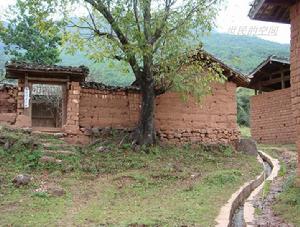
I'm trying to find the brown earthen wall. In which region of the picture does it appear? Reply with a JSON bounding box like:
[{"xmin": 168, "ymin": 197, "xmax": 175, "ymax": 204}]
[
  {"xmin": 0, "ymin": 85, "xmax": 18, "ymax": 125},
  {"xmin": 290, "ymin": 1, "xmax": 300, "ymax": 183},
  {"xmin": 79, "ymin": 89, "xmax": 141, "ymax": 129},
  {"xmin": 79, "ymin": 82, "xmax": 239, "ymax": 144},
  {"xmin": 250, "ymin": 88, "xmax": 296, "ymax": 144}
]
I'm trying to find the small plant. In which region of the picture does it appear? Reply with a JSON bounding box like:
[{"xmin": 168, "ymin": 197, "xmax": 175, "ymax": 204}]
[
  {"xmin": 279, "ymin": 163, "xmax": 287, "ymax": 177},
  {"xmin": 263, "ymin": 180, "xmax": 271, "ymax": 199},
  {"xmin": 222, "ymin": 146, "xmax": 233, "ymax": 157},
  {"xmin": 255, "ymin": 207, "xmax": 263, "ymax": 216},
  {"xmin": 121, "ymin": 143, "xmax": 131, "ymax": 150},
  {"xmin": 32, "ymin": 192, "xmax": 49, "ymax": 199},
  {"xmin": 204, "ymin": 169, "xmax": 242, "ymax": 186},
  {"xmin": 27, "ymin": 150, "xmax": 42, "ymax": 168}
]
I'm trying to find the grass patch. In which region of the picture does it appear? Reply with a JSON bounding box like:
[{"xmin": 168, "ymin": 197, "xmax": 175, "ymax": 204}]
[
  {"xmin": 262, "ymin": 180, "xmax": 271, "ymax": 199},
  {"xmin": 0, "ymin": 127, "xmax": 263, "ymax": 226},
  {"xmin": 273, "ymin": 175, "xmax": 300, "ymax": 226},
  {"xmin": 239, "ymin": 126, "xmax": 251, "ymax": 138}
]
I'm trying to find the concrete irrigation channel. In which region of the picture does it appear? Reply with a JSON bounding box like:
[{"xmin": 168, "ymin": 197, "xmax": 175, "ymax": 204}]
[{"xmin": 215, "ymin": 151, "xmax": 280, "ymax": 227}]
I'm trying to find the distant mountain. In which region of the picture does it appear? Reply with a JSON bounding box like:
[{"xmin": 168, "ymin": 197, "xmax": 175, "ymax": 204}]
[
  {"xmin": 0, "ymin": 31, "xmax": 290, "ymax": 86},
  {"xmin": 202, "ymin": 32, "xmax": 290, "ymax": 74}
]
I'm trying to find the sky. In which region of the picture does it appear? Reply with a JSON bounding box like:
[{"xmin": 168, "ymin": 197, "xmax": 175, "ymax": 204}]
[{"xmin": 0, "ymin": 0, "xmax": 291, "ymax": 44}]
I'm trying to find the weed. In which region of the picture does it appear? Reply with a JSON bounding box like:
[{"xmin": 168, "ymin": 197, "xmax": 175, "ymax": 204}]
[
  {"xmin": 279, "ymin": 163, "xmax": 287, "ymax": 177},
  {"xmin": 239, "ymin": 126, "xmax": 251, "ymax": 138},
  {"xmin": 255, "ymin": 207, "xmax": 263, "ymax": 216},
  {"xmin": 204, "ymin": 169, "xmax": 242, "ymax": 186},
  {"xmin": 221, "ymin": 146, "xmax": 233, "ymax": 157},
  {"xmin": 27, "ymin": 150, "xmax": 43, "ymax": 168},
  {"xmin": 274, "ymin": 176, "xmax": 300, "ymax": 225},
  {"xmin": 32, "ymin": 192, "xmax": 49, "ymax": 199},
  {"xmin": 263, "ymin": 180, "xmax": 271, "ymax": 199}
]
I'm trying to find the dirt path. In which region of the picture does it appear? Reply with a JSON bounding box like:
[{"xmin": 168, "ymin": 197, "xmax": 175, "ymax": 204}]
[{"xmin": 253, "ymin": 148, "xmax": 297, "ymax": 227}]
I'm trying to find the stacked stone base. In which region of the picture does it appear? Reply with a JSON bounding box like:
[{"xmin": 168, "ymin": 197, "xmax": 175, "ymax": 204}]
[
  {"xmin": 76, "ymin": 127, "xmax": 240, "ymax": 146},
  {"xmin": 158, "ymin": 128, "xmax": 240, "ymax": 145}
]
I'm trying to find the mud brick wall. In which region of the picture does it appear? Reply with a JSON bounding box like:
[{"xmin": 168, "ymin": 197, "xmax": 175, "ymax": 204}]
[
  {"xmin": 155, "ymin": 82, "xmax": 239, "ymax": 144},
  {"xmin": 250, "ymin": 88, "xmax": 296, "ymax": 144},
  {"xmin": 79, "ymin": 89, "xmax": 141, "ymax": 129},
  {"xmin": 0, "ymin": 85, "xmax": 18, "ymax": 125},
  {"xmin": 14, "ymin": 79, "xmax": 31, "ymax": 127},
  {"xmin": 64, "ymin": 82, "xmax": 81, "ymax": 134},
  {"xmin": 79, "ymin": 82, "xmax": 239, "ymax": 144},
  {"xmin": 290, "ymin": 1, "xmax": 300, "ymax": 184}
]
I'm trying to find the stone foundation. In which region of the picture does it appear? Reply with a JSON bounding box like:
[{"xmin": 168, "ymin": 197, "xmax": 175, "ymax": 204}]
[{"xmin": 158, "ymin": 128, "xmax": 239, "ymax": 145}]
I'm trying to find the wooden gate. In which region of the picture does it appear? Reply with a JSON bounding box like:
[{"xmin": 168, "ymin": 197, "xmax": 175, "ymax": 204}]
[{"xmin": 30, "ymin": 83, "xmax": 67, "ymax": 129}]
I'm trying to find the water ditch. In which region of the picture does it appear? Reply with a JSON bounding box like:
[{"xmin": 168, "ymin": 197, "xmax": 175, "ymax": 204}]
[{"xmin": 231, "ymin": 155, "xmax": 273, "ymax": 227}]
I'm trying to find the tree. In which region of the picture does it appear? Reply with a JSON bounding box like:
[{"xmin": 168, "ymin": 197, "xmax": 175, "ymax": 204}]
[
  {"xmin": 40, "ymin": 0, "xmax": 225, "ymax": 145},
  {"xmin": 0, "ymin": 0, "xmax": 63, "ymax": 65},
  {"xmin": 237, "ymin": 87, "xmax": 254, "ymax": 127}
]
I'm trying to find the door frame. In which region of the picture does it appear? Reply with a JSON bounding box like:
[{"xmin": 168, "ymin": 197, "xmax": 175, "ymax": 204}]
[{"xmin": 28, "ymin": 79, "xmax": 68, "ymax": 130}]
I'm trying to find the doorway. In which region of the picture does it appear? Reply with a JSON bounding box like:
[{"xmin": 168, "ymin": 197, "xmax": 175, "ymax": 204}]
[{"xmin": 31, "ymin": 83, "xmax": 66, "ymax": 129}]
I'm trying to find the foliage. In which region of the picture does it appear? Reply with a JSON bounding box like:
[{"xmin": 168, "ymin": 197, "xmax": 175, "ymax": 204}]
[
  {"xmin": 237, "ymin": 87, "xmax": 254, "ymax": 127},
  {"xmin": 0, "ymin": 0, "xmax": 63, "ymax": 65},
  {"xmin": 54, "ymin": 0, "xmax": 226, "ymax": 96}
]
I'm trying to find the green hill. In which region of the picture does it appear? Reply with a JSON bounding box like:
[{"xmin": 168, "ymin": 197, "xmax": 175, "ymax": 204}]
[{"xmin": 202, "ymin": 32, "xmax": 289, "ymax": 74}]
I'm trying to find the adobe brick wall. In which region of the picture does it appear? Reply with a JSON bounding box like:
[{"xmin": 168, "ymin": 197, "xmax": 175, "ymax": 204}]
[
  {"xmin": 64, "ymin": 82, "xmax": 81, "ymax": 134},
  {"xmin": 14, "ymin": 79, "xmax": 31, "ymax": 127},
  {"xmin": 79, "ymin": 82, "xmax": 239, "ymax": 144},
  {"xmin": 290, "ymin": 1, "xmax": 300, "ymax": 184},
  {"xmin": 0, "ymin": 85, "xmax": 18, "ymax": 125},
  {"xmin": 79, "ymin": 89, "xmax": 141, "ymax": 129},
  {"xmin": 250, "ymin": 88, "xmax": 296, "ymax": 144},
  {"xmin": 155, "ymin": 82, "xmax": 239, "ymax": 144}
]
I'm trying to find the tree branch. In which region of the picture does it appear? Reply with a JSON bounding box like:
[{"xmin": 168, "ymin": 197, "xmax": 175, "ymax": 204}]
[
  {"xmin": 133, "ymin": 0, "xmax": 141, "ymax": 33},
  {"xmin": 151, "ymin": 0, "xmax": 175, "ymax": 45},
  {"xmin": 84, "ymin": 0, "xmax": 141, "ymax": 77},
  {"xmin": 168, "ymin": 0, "xmax": 218, "ymax": 34}
]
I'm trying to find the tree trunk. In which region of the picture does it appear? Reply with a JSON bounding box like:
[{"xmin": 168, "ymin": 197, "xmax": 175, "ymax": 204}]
[{"xmin": 134, "ymin": 73, "xmax": 156, "ymax": 145}]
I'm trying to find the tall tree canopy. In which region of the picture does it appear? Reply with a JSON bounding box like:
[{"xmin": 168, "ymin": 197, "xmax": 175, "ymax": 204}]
[
  {"xmin": 37, "ymin": 0, "xmax": 225, "ymax": 145},
  {"xmin": 0, "ymin": 0, "xmax": 63, "ymax": 65}
]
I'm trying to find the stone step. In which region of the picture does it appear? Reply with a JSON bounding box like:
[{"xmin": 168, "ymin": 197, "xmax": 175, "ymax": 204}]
[
  {"xmin": 42, "ymin": 142, "xmax": 72, "ymax": 150},
  {"xmin": 32, "ymin": 131, "xmax": 66, "ymax": 139},
  {"xmin": 43, "ymin": 149, "xmax": 76, "ymax": 156},
  {"xmin": 39, "ymin": 156, "xmax": 63, "ymax": 164}
]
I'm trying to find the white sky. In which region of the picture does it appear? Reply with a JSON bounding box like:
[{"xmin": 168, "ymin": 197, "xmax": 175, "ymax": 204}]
[{"xmin": 0, "ymin": 0, "xmax": 291, "ymax": 44}]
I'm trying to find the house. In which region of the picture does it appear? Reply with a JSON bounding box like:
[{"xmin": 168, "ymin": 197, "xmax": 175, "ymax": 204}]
[
  {"xmin": 249, "ymin": 0, "xmax": 300, "ymax": 183},
  {"xmin": 248, "ymin": 56, "xmax": 295, "ymax": 144},
  {"xmin": 1, "ymin": 50, "xmax": 248, "ymax": 145}
]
